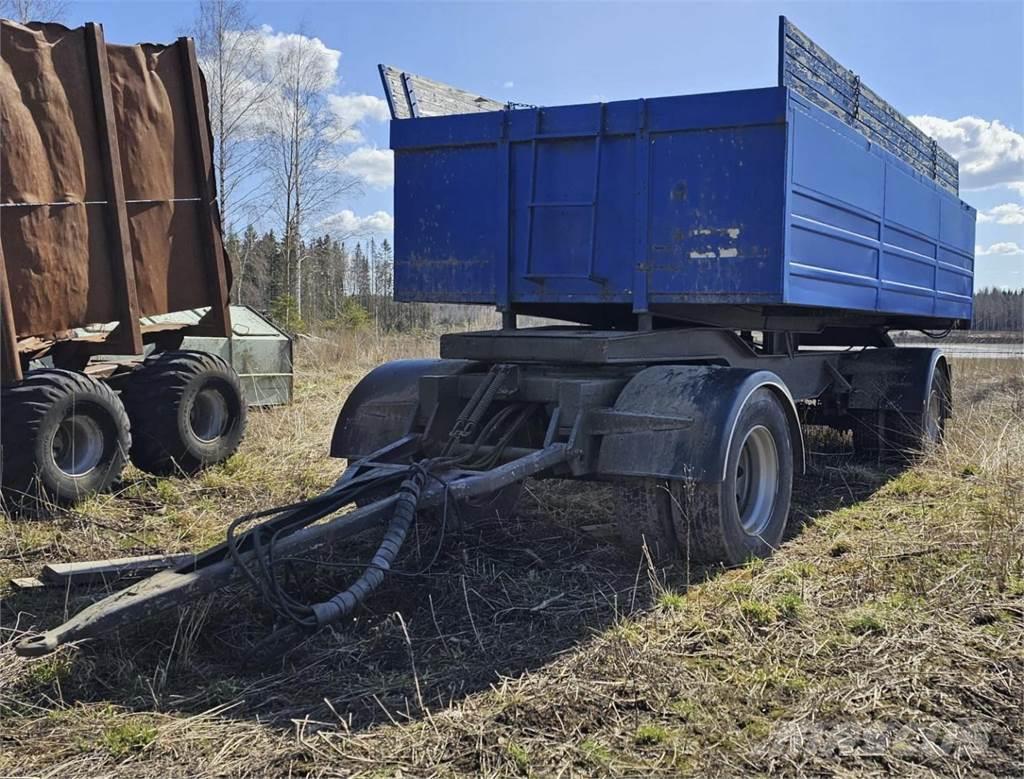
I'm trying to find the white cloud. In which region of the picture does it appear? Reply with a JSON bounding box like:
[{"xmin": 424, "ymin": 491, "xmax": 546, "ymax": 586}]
[
  {"xmin": 327, "ymin": 94, "xmax": 390, "ymax": 143},
  {"xmin": 910, "ymin": 115, "xmax": 1024, "ymax": 192},
  {"xmin": 257, "ymin": 25, "xmax": 341, "ymax": 87},
  {"xmin": 503, "ymin": 80, "xmax": 515, "ymax": 89},
  {"xmin": 975, "ymin": 241, "xmax": 1024, "ymax": 256},
  {"xmin": 334, "ymin": 147, "xmax": 394, "ymax": 188},
  {"xmin": 328, "ymin": 94, "xmax": 390, "ymax": 125},
  {"xmin": 320, "ymin": 209, "xmax": 394, "ymax": 236},
  {"xmin": 977, "ymin": 202, "xmax": 1024, "ymax": 225}
]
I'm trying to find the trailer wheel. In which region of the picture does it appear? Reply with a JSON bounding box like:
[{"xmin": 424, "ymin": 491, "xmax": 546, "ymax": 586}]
[
  {"xmin": 122, "ymin": 351, "xmax": 247, "ymax": 476},
  {"xmin": 617, "ymin": 388, "xmax": 794, "ymax": 565},
  {"xmin": 853, "ymin": 368, "xmax": 949, "ymax": 459},
  {"xmin": 1, "ymin": 369, "xmax": 131, "ymax": 506}
]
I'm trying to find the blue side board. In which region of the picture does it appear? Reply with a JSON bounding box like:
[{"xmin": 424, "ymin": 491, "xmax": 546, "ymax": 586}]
[
  {"xmin": 785, "ymin": 94, "xmax": 975, "ymax": 321},
  {"xmin": 390, "ymin": 86, "xmax": 975, "ymax": 324}
]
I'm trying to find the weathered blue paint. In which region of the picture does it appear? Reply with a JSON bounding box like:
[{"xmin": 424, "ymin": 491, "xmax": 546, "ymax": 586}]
[{"xmin": 390, "ymin": 77, "xmax": 975, "ymax": 326}]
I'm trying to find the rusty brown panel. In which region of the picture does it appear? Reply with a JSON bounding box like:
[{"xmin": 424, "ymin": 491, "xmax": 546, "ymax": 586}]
[
  {"xmin": 0, "ymin": 21, "xmax": 119, "ymax": 338},
  {"xmin": 84, "ymin": 22, "xmax": 143, "ymax": 355},
  {"xmin": 126, "ymin": 201, "xmax": 210, "ymax": 315},
  {"xmin": 178, "ymin": 36, "xmax": 231, "ymax": 339},
  {"xmin": 106, "ymin": 39, "xmax": 217, "ymax": 320},
  {"xmin": 106, "ymin": 41, "xmax": 201, "ymax": 201},
  {"xmin": 2, "ymin": 204, "xmax": 119, "ymax": 336},
  {"xmin": 0, "ymin": 20, "xmax": 233, "ymax": 344},
  {"xmin": 0, "ymin": 21, "xmax": 106, "ymax": 204},
  {"xmin": 0, "ymin": 243, "xmax": 23, "ymax": 384}
]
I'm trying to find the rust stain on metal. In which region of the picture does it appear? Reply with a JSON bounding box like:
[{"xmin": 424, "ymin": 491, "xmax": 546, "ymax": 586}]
[{"xmin": 0, "ymin": 19, "xmax": 230, "ymax": 355}]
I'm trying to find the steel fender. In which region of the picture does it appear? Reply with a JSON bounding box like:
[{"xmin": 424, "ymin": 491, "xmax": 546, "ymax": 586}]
[
  {"xmin": 330, "ymin": 359, "xmax": 475, "ymax": 459},
  {"xmin": 597, "ymin": 365, "xmax": 804, "ymax": 483},
  {"xmin": 839, "ymin": 348, "xmax": 950, "ymax": 416}
]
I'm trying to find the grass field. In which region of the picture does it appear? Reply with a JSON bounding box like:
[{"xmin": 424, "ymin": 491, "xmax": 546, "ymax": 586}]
[{"xmin": 1, "ymin": 335, "xmax": 1022, "ymax": 777}]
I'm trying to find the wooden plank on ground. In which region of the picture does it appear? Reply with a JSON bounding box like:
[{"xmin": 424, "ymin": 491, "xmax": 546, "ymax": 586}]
[{"xmin": 40, "ymin": 553, "xmax": 195, "ymax": 586}]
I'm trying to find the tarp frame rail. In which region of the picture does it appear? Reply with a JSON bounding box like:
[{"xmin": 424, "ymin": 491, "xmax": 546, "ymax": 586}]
[{"xmin": 778, "ymin": 15, "xmax": 959, "ymax": 194}]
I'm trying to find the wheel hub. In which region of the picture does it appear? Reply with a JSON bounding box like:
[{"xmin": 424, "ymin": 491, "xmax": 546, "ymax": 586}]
[
  {"xmin": 189, "ymin": 387, "xmax": 230, "ymax": 442},
  {"xmin": 51, "ymin": 412, "xmax": 105, "ymax": 477},
  {"xmin": 734, "ymin": 425, "xmax": 780, "ymax": 536}
]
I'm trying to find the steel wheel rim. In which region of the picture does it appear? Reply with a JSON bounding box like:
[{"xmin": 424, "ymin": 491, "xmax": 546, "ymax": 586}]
[
  {"xmin": 189, "ymin": 387, "xmax": 229, "ymax": 442},
  {"xmin": 734, "ymin": 425, "xmax": 780, "ymax": 536},
  {"xmin": 51, "ymin": 412, "xmax": 105, "ymax": 477}
]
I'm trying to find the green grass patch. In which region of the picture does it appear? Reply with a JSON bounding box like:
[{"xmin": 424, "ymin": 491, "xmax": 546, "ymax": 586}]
[
  {"xmin": 657, "ymin": 589, "xmax": 686, "ymax": 611},
  {"xmin": 579, "ymin": 738, "xmax": 612, "ymax": 766},
  {"xmin": 670, "ymin": 699, "xmax": 703, "ymax": 722},
  {"xmin": 775, "ymin": 592, "xmax": 804, "ymax": 621},
  {"xmin": 739, "ymin": 599, "xmax": 779, "ymax": 626},
  {"xmin": 25, "ymin": 655, "xmax": 72, "ymax": 688},
  {"xmin": 102, "ymin": 720, "xmax": 157, "ymax": 758},
  {"xmin": 505, "ymin": 741, "xmax": 530, "ymax": 774},
  {"xmin": 634, "ymin": 724, "xmax": 671, "ymax": 746},
  {"xmin": 774, "ymin": 561, "xmax": 818, "ymax": 583},
  {"xmin": 845, "ymin": 605, "xmax": 887, "ymax": 636}
]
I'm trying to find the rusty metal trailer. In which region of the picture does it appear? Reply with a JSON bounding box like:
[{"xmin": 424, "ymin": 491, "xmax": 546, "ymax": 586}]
[
  {"xmin": 15, "ymin": 17, "xmax": 973, "ymax": 657},
  {"xmin": 1, "ymin": 20, "xmax": 246, "ymax": 506}
]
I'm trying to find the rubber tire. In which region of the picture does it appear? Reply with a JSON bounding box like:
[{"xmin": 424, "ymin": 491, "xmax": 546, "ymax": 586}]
[
  {"xmin": 122, "ymin": 351, "xmax": 247, "ymax": 476},
  {"xmin": 615, "ymin": 388, "xmax": 794, "ymax": 566},
  {"xmin": 1, "ymin": 369, "xmax": 131, "ymax": 506},
  {"xmin": 852, "ymin": 369, "xmax": 949, "ymax": 460}
]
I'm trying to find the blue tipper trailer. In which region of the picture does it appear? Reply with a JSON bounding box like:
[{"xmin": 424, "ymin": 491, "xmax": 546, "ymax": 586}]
[
  {"xmin": 15, "ymin": 18, "xmax": 977, "ymax": 656},
  {"xmin": 387, "ymin": 21, "xmax": 973, "ymax": 328}
]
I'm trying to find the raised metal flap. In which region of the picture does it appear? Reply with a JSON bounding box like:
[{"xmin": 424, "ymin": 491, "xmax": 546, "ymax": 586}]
[{"xmin": 378, "ymin": 64, "xmax": 506, "ymax": 120}]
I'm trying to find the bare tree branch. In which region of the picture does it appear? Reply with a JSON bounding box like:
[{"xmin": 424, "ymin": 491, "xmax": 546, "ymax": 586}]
[
  {"xmin": 191, "ymin": 0, "xmax": 276, "ymax": 234},
  {"xmin": 0, "ymin": 0, "xmax": 69, "ymax": 23}
]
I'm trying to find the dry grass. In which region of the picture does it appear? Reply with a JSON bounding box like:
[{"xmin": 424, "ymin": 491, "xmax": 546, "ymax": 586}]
[{"xmin": 1, "ymin": 342, "xmax": 1021, "ymax": 777}]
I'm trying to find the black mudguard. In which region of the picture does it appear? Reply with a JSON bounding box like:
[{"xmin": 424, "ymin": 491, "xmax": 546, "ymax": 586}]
[
  {"xmin": 597, "ymin": 365, "xmax": 804, "ymax": 483},
  {"xmin": 330, "ymin": 359, "xmax": 475, "ymax": 459},
  {"xmin": 839, "ymin": 347, "xmax": 951, "ymax": 417}
]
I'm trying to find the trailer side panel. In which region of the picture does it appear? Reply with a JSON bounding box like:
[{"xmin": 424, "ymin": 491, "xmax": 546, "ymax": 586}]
[{"xmin": 0, "ymin": 20, "xmax": 230, "ymax": 353}]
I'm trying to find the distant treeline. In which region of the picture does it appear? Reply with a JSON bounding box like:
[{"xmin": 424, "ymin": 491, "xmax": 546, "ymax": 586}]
[
  {"xmin": 227, "ymin": 227, "xmax": 490, "ymax": 333},
  {"xmin": 972, "ymin": 288, "xmax": 1023, "ymax": 332}
]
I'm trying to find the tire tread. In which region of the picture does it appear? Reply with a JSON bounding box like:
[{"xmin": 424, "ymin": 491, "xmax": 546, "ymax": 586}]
[
  {"xmin": 1, "ymin": 369, "xmax": 130, "ymax": 505},
  {"xmin": 122, "ymin": 350, "xmax": 246, "ymax": 476}
]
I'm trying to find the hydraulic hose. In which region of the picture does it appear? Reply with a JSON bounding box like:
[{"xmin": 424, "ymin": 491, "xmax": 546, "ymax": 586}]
[
  {"xmin": 228, "ymin": 363, "xmax": 536, "ymax": 632},
  {"xmin": 309, "ymin": 470, "xmax": 424, "ymax": 626}
]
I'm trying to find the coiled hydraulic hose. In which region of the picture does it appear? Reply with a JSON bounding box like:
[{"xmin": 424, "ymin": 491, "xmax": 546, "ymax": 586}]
[
  {"xmin": 226, "ymin": 364, "xmax": 537, "ymax": 633},
  {"xmin": 310, "ymin": 470, "xmax": 424, "ymax": 625}
]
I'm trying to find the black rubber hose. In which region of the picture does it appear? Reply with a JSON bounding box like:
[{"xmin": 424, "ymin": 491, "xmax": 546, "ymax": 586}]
[{"xmin": 309, "ymin": 470, "xmax": 424, "ymax": 626}]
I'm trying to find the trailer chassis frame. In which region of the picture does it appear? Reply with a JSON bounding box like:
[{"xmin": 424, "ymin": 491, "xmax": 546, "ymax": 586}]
[{"xmin": 15, "ymin": 326, "xmax": 950, "ymax": 657}]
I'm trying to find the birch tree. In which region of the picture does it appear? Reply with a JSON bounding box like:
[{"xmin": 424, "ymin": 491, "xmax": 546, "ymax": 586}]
[
  {"xmin": 191, "ymin": 0, "xmax": 274, "ymax": 233},
  {"xmin": 260, "ymin": 30, "xmax": 359, "ymax": 315}
]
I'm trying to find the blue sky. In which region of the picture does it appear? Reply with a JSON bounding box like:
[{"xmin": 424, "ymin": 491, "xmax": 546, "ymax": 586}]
[{"xmin": 70, "ymin": 0, "xmax": 1024, "ymax": 289}]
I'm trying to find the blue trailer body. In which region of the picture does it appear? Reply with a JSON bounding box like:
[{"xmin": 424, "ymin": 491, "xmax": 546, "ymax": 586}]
[
  {"xmin": 390, "ymin": 87, "xmax": 974, "ymax": 324},
  {"xmin": 387, "ymin": 18, "xmax": 975, "ymax": 328}
]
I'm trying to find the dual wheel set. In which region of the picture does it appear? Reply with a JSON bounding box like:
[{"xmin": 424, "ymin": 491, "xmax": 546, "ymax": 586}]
[{"xmin": 1, "ymin": 351, "xmax": 247, "ymax": 508}]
